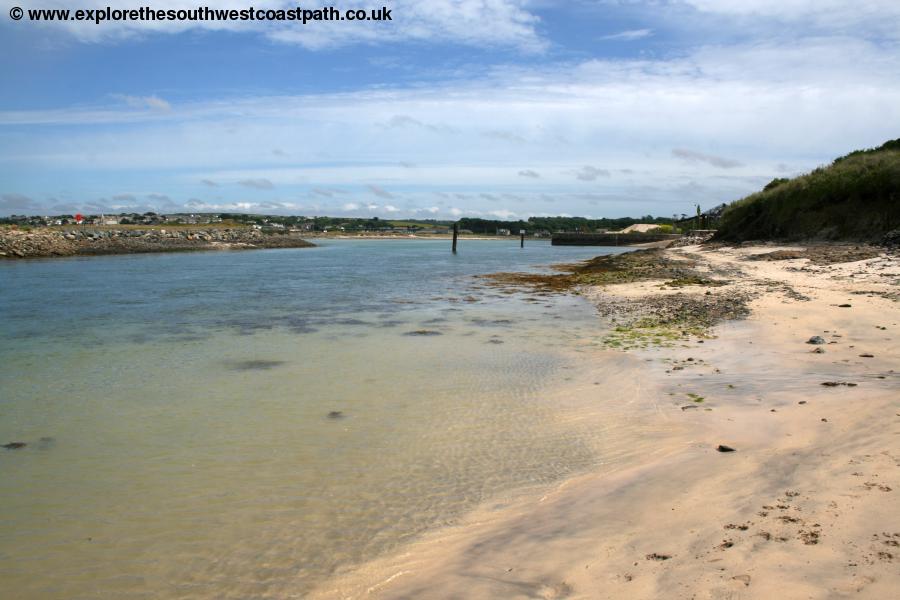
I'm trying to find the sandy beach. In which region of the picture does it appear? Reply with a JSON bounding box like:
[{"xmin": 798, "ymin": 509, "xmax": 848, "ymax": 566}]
[{"xmin": 309, "ymin": 243, "xmax": 900, "ymax": 599}]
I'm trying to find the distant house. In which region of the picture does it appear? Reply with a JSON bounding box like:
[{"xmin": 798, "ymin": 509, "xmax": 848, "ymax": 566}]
[{"xmin": 496, "ymin": 228, "xmax": 511, "ymax": 236}]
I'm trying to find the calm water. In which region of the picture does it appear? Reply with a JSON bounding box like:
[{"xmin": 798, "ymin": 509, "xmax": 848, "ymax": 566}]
[{"xmin": 0, "ymin": 239, "xmax": 633, "ymax": 599}]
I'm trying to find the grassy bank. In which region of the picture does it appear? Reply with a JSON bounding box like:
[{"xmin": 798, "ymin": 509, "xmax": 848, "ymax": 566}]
[{"xmin": 715, "ymin": 139, "xmax": 900, "ymax": 242}]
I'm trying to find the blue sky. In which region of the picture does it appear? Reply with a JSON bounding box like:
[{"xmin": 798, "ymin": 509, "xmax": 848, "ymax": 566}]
[{"xmin": 1, "ymin": 1, "xmax": 899, "ymax": 219}]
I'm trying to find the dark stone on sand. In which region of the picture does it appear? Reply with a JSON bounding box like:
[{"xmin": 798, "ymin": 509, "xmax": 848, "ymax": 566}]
[
  {"xmin": 2, "ymin": 442, "xmax": 26, "ymax": 450},
  {"xmin": 806, "ymin": 336, "xmax": 826, "ymax": 345},
  {"xmin": 811, "ymin": 347, "xmax": 825, "ymax": 354},
  {"xmin": 799, "ymin": 400, "xmax": 807, "ymax": 404},
  {"xmin": 821, "ymin": 381, "xmax": 858, "ymax": 387},
  {"xmin": 645, "ymin": 553, "xmax": 671, "ymax": 561},
  {"xmin": 838, "ymin": 304, "xmax": 852, "ymax": 308},
  {"xmin": 327, "ymin": 411, "xmax": 345, "ymax": 419},
  {"xmin": 227, "ymin": 359, "xmax": 287, "ymax": 371},
  {"xmin": 716, "ymin": 445, "xmax": 736, "ymax": 452},
  {"xmin": 404, "ymin": 330, "xmax": 443, "ymax": 336},
  {"xmin": 681, "ymin": 405, "xmax": 699, "ymax": 411},
  {"xmin": 859, "ymin": 353, "xmax": 875, "ymax": 358},
  {"xmin": 487, "ymin": 339, "xmax": 505, "ymax": 344}
]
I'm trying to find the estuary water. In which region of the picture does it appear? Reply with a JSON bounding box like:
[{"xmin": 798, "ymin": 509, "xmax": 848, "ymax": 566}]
[{"xmin": 0, "ymin": 239, "xmax": 635, "ymax": 599}]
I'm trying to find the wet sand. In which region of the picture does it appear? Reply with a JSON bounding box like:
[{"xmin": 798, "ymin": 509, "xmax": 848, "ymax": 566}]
[{"xmin": 309, "ymin": 243, "xmax": 900, "ymax": 599}]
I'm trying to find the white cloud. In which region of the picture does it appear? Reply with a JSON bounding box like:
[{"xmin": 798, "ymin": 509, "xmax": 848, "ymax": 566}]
[
  {"xmin": 682, "ymin": 0, "xmax": 900, "ymax": 27},
  {"xmin": 598, "ymin": 28, "xmax": 653, "ymax": 41},
  {"xmin": 238, "ymin": 178, "xmax": 275, "ymax": 190},
  {"xmin": 3, "ymin": 34, "xmax": 900, "ymax": 217},
  {"xmin": 367, "ymin": 184, "xmax": 395, "ymax": 199},
  {"xmin": 0, "ymin": 193, "xmax": 37, "ymax": 210},
  {"xmin": 574, "ymin": 166, "xmax": 610, "ymax": 181},
  {"xmin": 670, "ymin": 1, "xmax": 900, "ymax": 46},
  {"xmin": 482, "ymin": 130, "xmax": 527, "ymax": 143},
  {"xmin": 672, "ymin": 148, "xmax": 743, "ymax": 169},
  {"xmin": 113, "ymin": 94, "xmax": 172, "ymax": 111},
  {"xmin": 0, "ymin": 0, "xmax": 547, "ymax": 51}
]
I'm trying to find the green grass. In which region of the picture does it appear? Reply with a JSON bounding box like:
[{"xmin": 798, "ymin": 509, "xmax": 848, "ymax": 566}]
[
  {"xmin": 601, "ymin": 323, "xmax": 705, "ymax": 350},
  {"xmin": 387, "ymin": 220, "xmax": 438, "ymax": 229},
  {"xmin": 715, "ymin": 139, "xmax": 900, "ymax": 242}
]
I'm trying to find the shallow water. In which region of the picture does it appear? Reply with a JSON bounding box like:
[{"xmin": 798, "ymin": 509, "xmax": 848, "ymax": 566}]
[{"xmin": 0, "ymin": 239, "xmax": 632, "ymax": 599}]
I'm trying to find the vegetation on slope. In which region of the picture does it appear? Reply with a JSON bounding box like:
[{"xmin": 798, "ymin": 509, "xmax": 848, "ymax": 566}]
[{"xmin": 715, "ymin": 139, "xmax": 900, "ymax": 241}]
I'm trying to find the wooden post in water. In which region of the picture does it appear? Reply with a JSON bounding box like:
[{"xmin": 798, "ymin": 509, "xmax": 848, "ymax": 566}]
[
  {"xmin": 520, "ymin": 229, "xmax": 525, "ymax": 248},
  {"xmin": 452, "ymin": 222, "xmax": 458, "ymax": 253}
]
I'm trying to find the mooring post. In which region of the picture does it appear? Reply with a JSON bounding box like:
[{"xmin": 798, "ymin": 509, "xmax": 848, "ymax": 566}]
[
  {"xmin": 452, "ymin": 222, "xmax": 458, "ymax": 253},
  {"xmin": 520, "ymin": 229, "xmax": 525, "ymax": 248}
]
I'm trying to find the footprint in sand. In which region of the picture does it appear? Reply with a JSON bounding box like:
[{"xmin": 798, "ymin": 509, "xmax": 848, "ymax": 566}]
[{"xmin": 535, "ymin": 581, "xmax": 573, "ymax": 599}]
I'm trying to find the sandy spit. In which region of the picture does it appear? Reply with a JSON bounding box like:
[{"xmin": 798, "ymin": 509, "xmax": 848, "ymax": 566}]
[{"xmin": 309, "ymin": 244, "xmax": 900, "ymax": 600}]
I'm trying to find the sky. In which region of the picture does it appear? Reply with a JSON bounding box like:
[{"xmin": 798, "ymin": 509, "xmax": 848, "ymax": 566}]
[{"xmin": 1, "ymin": 0, "xmax": 899, "ymax": 220}]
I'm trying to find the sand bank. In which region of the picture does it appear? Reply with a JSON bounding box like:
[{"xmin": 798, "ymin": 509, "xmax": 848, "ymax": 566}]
[{"xmin": 309, "ymin": 243, "xmax": 899, "ymax": 599}]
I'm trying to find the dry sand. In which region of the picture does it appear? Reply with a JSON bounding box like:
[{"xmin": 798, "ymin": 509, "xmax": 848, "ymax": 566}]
[{"xmin": 309, "ymin": 244, "xmax": 900, "ymax": 600}]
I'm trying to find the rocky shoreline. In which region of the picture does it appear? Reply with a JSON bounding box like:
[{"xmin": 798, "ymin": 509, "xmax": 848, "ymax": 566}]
[{"xmin": 0, "ymin": 227, "xmax": 315, "ymax": 259}]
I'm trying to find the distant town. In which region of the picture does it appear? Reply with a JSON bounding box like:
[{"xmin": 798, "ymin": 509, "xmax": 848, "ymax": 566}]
[{"xmin": 0, "ymin": 210, "xmax": 724, "ymax": 236}]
